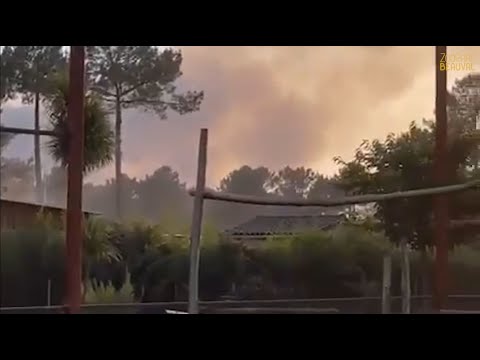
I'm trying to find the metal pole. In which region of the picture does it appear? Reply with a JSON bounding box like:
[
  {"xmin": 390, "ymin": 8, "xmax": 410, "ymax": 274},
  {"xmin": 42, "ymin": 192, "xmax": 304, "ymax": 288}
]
[
  {"xmin": 381, "ymin": 254, "xmax": 392, "ymax": 314},
  {"xmin": 433, "ymin": 45, "xmax": 449, "ymax": 311},
  {"xmin": 47, "ymin": 279, "xmax": 52, "ymax": 307},
  {"xmin": 65, "ymin": 46, "xmax": 86, "ymax": 314},
  {"xmin": 188, "ymin": 129, "xmax": 208, "ymax": 314},
  {"xmin": 400, "ymin": 238, "xmax": 411, "ymax": 314}
]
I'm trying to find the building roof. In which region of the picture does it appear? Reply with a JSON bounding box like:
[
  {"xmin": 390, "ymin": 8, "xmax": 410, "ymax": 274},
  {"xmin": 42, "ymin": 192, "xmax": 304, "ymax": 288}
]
[
  {"xmin": 226, "ymin": 214, "xmax": 344, "ymax": 236},
  {"xmin": 0, "ymin": 198, "xmax": 101, "ymax": 216}
]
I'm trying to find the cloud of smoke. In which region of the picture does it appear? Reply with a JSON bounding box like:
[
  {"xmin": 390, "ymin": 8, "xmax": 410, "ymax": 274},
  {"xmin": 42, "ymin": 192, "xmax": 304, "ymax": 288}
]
[
  {"xmin": 4, "ymin": 46, "xmax": 479, "ymax": 187},
  {"xmin": 141, "ymin": 46, "xmax": 436, "ymax": 184}
]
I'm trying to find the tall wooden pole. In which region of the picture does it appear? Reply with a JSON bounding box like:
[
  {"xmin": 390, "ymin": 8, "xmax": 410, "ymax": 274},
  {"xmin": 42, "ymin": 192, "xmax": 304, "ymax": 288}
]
[
  {"xmin": 433, "ymin": 45, "xmax": 449, "ymax": 311},
  {"xmin": 188, "ymin": 129, "xmax": 208, "ymax": 314},
  {"xmin": 65, "ymin": 46, "xmax": 86, "ymax": 314}
]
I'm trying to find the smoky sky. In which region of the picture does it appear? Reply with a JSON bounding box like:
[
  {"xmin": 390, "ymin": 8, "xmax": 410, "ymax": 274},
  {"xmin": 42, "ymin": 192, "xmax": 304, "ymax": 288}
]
[{"xmin": 2, "ymin": 46, "xmax": 479, "ymax": 187}]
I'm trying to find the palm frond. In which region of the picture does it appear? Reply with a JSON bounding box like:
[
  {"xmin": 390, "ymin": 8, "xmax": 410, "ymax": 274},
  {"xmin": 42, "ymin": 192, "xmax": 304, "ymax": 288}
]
[
  {"xmin": 84, "ymin": 217, "xmax": 122, "ymax": 263},
  {"xmin": 43, "ymin": 72, "xmax": 114, "ymax": 174}
]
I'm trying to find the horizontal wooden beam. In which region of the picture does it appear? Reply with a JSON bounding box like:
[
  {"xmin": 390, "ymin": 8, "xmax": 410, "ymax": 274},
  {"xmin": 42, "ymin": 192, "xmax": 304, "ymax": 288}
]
[
  {"xmin": 188, "ymin": 180, "xmax": 480, "ymax": 207},
  {"xmin": 0, "ymin": 126, "xmax": 58, "ymax": 137}
]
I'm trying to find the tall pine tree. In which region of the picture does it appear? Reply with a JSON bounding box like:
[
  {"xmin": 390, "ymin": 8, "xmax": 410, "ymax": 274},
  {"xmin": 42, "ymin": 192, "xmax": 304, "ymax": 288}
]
[
  {"xmin": 87, "ymin": 46, "xmax": 203, "ymax": 219},
  {"xmin": 11, "ymin": 46, "xmax": 66, "ymax": 202}
]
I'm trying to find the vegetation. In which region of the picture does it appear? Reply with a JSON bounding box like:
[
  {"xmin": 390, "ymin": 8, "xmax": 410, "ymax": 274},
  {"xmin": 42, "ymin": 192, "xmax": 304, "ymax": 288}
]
[
  {"xmin": 84, "ymin": 274, "xmax": 134, "ymax": 304},
  {"xmin": 1, "ymin": 47, "xmax": 115, "ymax": 197},
  {"xmin": 0, "ymin": 46, "xmax": 17, "ymax": 105},
  {"xmin": 86, "ymin": 46, "xmax": 204, "ymax": 219},
  {"xmin": 1, "ymin": 52, "xmax": 478, "ymax": 310},
  {"xmin": 55, "ymin": 164, "xmax": 347, "ymax": 229},
  {"xmin": 8, "ymin": 46, "xmax": 66, "ymax": 200},
  {"xmin": 2, "ymin": 218, "xmax": 479, "ymax": 307},
  {"xmin": 42, "ymin": 72, "xmax": 115, "ymax": 173}
]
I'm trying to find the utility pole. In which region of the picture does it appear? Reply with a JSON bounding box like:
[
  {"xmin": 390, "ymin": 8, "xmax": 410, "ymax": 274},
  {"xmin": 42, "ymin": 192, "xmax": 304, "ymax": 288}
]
[
  {"xmin": 65, "ymin": 46, "xmax": 86, "ymax": 314},
  {"xmin": 433, "ymin": 45, "xmax": 449, "ymax": 311}
]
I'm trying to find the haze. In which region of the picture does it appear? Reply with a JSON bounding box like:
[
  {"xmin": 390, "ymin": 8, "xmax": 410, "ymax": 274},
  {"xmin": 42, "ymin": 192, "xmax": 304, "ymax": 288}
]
[{"xmin": 2, "ymin": 46, "xmax": 479, "ymax": 187}]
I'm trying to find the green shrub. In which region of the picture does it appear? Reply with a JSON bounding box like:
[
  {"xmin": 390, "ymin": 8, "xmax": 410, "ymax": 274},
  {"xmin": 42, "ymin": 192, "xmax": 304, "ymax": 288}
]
[
  {"xmin": 449, "ymin": 244, "xmax": 480, "ymax": 294},
  {"xmin": 3, "ymin": 217, "xmax": 478, "ymax": 307},
  {"xmin": 0, "ymin": 227, "xmax": 64, "ymax": 307},
  {"xmin": 84, "ymin": 273, "xmax": 134, "ymax": 304}
]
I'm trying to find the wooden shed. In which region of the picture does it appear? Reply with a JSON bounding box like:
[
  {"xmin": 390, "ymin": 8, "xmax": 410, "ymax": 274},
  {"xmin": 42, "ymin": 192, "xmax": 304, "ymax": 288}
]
[{"xmin": 0, "ymin": 198, "xmax": 99, "ymax": 230}]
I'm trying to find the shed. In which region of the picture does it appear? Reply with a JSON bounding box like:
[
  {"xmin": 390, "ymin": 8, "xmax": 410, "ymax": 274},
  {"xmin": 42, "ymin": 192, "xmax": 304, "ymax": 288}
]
[{"xmin": 0, "ymin": 198, "xmax": 100, "ymax": 230}]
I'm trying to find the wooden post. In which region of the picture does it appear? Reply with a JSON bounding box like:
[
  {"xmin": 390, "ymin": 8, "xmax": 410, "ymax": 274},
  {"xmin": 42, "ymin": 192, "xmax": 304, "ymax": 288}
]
[
  {"xmin": 65, "ymin": 46, "xmax": 86, "ymax": 314},
  {"xmin": 188, "ymin": 129, "xmax": 208, "ymax": 314},
  {"xmin": 433, "ymin": 45, "xmax": 449, "ymax": 311},
  {"xmin": 400, "ymin": 238, "xmax": 411, "ymax": 314},
  {"xmin": 381, "ymin": 254, "xmax": 392, "ymax": 314}
]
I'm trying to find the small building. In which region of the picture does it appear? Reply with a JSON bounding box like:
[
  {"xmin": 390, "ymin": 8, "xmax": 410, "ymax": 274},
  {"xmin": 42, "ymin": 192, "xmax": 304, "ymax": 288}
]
[
  {"xmin": 224, "ymin": 214, "xmax": 344, "ymax": 246},
  {"xmin": 0, "ymin": 198, "xmax": 100, "ymax": 230}
]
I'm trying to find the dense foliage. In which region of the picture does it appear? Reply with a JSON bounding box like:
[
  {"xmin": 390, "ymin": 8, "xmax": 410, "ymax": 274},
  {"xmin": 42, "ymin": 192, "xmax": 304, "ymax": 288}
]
[
  {"xmin": 43, "ymin": 72, "xmax": 115, "ymax": 173},
  {"xmin": 335, "ymin": 120, "xmax": 479, "ymax": 250},
  {"xmin": 86, "ymin": 46, "xmax": 204, "ymax": 218},
  {"xmin": 0, "ymin": 162, "xmax": 351, "ymax": 228},
  {"xmin": 2, "ymin": 218, "xmax": 479, "ymax": 307}
]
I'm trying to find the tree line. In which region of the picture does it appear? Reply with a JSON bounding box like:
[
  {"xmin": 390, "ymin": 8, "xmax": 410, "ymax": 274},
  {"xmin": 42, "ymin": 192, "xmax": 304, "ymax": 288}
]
[{"xmin": 1, "ymin": 161, "xmax": 348, "ymax": 228}]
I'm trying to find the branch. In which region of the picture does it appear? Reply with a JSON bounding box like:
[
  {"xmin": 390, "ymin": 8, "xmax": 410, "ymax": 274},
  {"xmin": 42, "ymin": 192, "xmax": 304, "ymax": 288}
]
[
  {"xmin": 120, "ymin": 81, "xmax": 150, "ymax": 97},
  {"xmin": 121, "ymin": 97, "xmax": 177, "ymax": 106},
  {"xmin": 188, "ymin": 180, "xmax": 480, "ymax": 207},
  {"xmin": 90, "ymin": 86, "xmax": 116, "ymax": 99}
]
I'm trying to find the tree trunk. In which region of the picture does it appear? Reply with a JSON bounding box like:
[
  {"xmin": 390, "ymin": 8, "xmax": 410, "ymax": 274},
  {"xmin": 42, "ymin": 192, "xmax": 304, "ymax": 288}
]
[
  {"xmin": 114, "ymin": 97, "xmax": 123, "ymax": 220},
  {"xmin": 34, "ymin": 91, "xmax": 43, "ymax": 203}
]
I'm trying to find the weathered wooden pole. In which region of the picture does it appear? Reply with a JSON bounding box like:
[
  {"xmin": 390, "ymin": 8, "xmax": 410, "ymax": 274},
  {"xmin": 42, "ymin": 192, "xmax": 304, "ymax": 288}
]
[
  {"xmin": 188, "ymin": 129, "xmax": 208, "ymax": 314},
  {"xmin": 381, "ymin": 254, "xmax": 392, "ymax": 314},
  {"xmin": 65, "ymin": 46, "xmax": 86, "ymax": 314},
  {"xmin": 433, "ymin": 45, "xmax": 449, "ymax": 311}
]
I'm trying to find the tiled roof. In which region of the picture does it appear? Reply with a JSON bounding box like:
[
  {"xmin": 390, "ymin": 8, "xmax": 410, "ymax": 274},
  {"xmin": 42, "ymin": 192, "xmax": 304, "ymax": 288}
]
[{"xmin": 227, "ymin": 214, "xmax": 344, "ymax": 236}]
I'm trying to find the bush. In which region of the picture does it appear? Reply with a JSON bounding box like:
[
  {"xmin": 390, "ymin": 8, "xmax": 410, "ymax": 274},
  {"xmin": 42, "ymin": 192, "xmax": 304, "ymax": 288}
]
[
  {"xmin": 84, "ymin": 273, "xmax": 134, "ymax": 304},
  {"xmin": 0, "ymin": 227, "xmax": 64, "ymax": 307},
  {"xmin": 2, "ymin": 218, "xmax": 479, "ymax": 307},
  {"xmin": 449, "ymin": 244, "xmax": 480, "ymax": 294},
  {"xmin": 0, "ymin": 214, "xmax": 123, "ymax": 307}
]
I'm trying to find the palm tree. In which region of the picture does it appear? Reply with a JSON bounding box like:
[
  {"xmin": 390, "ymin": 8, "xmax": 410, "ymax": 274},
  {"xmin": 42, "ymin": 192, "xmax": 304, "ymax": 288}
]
[
  {"xmin": 42, "ymin": 72, "xmax": 117, "ymax": 303},
  {"xmin": 42, "ymin": 72, "xmax": 114, "ymax": 174}
]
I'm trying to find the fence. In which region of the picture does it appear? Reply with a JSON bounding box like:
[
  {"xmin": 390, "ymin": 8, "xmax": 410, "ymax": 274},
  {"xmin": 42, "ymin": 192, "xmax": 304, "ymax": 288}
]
[
  {"xmin": 1, "ymin": 295, "xmax": 479, "ymax": 314},
  {"xmin": 185, "ymin": 129, "xmax": 480, "ymax": 313}
]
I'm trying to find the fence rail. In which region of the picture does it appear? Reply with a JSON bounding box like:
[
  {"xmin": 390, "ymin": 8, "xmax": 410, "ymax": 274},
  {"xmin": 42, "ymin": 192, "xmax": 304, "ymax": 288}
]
[{"xmin": 188, "ymin": 180, "xmax": 480, "ymax": 207}]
